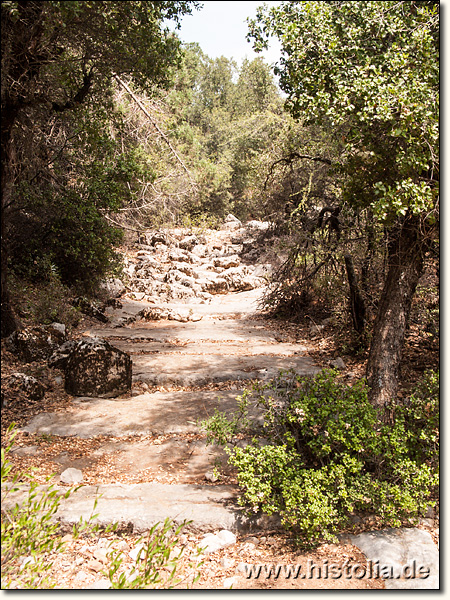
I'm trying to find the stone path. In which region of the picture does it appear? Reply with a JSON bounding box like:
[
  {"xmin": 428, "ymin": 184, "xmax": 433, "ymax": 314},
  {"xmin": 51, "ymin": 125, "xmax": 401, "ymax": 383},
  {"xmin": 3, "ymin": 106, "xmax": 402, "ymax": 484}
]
[
  {"xmin": 12, "ymin": 226, "xmax": 439, "ymax": 589},
  {"xmin": 20, "ymin": 286, "xmax": 320, "ymax": 525}
]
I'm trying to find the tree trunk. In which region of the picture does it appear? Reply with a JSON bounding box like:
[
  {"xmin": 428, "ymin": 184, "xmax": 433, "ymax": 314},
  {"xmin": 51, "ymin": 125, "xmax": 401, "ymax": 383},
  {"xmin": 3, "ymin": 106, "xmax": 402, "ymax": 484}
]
[{"xmin": 366, "ymin": 215, "xmax": 428, "ymax": 406}]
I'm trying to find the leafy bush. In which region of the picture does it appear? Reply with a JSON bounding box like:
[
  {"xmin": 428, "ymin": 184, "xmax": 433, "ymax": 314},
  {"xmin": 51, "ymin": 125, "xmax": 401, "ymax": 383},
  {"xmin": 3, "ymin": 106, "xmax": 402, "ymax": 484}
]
[{"xmin": 201, "ymin": 369, "xmax": 439, "ymax": 546}]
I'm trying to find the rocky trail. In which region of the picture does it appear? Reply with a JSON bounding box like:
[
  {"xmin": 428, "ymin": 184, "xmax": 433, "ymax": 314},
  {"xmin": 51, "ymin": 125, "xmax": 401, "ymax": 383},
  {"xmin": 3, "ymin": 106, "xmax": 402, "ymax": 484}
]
[{"xmin": 2, "ymin": 217, "xmax": 439, "ymax": 589}]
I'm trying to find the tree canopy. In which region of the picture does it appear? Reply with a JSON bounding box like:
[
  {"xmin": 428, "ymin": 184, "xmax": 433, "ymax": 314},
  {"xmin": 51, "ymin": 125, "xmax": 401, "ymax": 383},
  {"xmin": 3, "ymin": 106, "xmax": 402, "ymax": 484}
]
[
  {"xmin": 248, "ymin": 0, "xmax": 439, "ymax": 404},
  {"xmin": 248, "ymin": 0, "xmax": 439, "ymax": 223}
]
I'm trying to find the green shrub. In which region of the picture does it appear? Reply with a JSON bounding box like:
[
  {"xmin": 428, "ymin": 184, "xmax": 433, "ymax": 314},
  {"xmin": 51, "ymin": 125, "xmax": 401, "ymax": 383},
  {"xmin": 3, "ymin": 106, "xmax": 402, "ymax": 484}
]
[
  {"xmin": 201, "ymin": 369, "xmax": 439, "ymax": 546},
  {"xmin": 9, "ymin": 274, "xmax": 82, "ymax": 330}
]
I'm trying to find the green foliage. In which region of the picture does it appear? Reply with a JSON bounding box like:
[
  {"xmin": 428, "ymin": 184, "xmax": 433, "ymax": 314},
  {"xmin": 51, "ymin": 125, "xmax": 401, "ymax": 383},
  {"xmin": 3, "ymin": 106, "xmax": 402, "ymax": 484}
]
[
  {"xmin": 202, "ymin": 369, "xmax": 439, "ymax": 546},
  {"xmin": 9, "ymin": 273, "xmax": 81, "ymax": 329},
  {"xmin": 248, "ymin": 0, "xmax": 439, "ymax": 224},
  {"xmin": 8, "ymin": 104, "xmax": 131, "ymax": 291},
  {"xmin": 105, "ymin": 519, "xmax": 203, "ymax": 589}
]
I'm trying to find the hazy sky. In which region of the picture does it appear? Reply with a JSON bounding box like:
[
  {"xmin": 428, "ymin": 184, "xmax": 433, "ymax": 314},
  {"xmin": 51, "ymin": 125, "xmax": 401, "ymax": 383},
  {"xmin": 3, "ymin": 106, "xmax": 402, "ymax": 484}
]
[{"xmin": 174, "ymin": 1, "xmax": 282, "ymax": 66}]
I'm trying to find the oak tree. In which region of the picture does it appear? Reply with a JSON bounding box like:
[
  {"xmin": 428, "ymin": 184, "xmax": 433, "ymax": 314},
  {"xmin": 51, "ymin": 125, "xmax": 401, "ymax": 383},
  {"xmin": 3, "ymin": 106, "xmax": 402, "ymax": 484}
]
[{"xmin": 248, "ymin": 0, "xmax": 439, "ymax": 405}]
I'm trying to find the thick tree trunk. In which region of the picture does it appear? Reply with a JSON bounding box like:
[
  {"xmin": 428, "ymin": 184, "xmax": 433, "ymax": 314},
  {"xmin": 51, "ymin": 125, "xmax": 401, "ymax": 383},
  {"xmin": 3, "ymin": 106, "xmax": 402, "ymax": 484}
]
[{"xmin": 366, "ymin": 216, "xmax": 428, "ymax": 406}]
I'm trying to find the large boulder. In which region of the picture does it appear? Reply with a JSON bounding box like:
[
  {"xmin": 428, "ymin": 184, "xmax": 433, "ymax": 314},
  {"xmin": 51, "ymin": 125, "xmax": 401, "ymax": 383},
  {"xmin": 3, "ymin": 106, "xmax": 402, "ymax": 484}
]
[
  {"xmin": 6, "ymin": 323, "xmax": 67, "ymax": 363},
  {"xmin": 64, "ymin": 337, "xmax": 132, "ymax": 398},
  {"xmin": 48, "ymin": 340, "xmax": 78, "ymax": 370}
]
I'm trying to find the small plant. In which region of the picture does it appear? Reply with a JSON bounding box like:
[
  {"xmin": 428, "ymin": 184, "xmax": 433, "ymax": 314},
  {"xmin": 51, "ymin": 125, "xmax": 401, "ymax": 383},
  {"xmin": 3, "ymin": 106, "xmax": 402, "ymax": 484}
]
[
  {"xmin": 201, "ymin": 369, "xmax": 439, "ymax": 546},
  {"xmin": 105, "ymin": 519, "xmax": 203, "ymax": 589},
  {"xmin": 1, "ymin": 424, "xmax": 78, "ymax": 588},
  {"xmin": 1, "ymin": 425, "xmax": 203, "ymax": 589}
]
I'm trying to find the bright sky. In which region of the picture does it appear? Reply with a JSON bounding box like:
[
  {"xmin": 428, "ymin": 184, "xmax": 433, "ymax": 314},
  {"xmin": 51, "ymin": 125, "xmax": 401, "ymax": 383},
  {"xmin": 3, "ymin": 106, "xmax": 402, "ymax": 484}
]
[{"xmin": 174, "ymin": 1, "xmax": 283, "ymax": 66}]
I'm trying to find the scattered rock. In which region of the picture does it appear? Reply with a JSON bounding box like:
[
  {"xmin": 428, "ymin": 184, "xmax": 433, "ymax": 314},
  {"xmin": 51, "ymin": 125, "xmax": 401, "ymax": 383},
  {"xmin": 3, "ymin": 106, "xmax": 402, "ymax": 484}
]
[
  {"xmin": 205, "ymin": 471, "xmax": 219, "ymax": 483},
  {"xmin": 60, "ymin": 467, "xmax": 83, "ymax": 485},
  {"xmin": 221, "ymin": 557, "xmax": 235, "ymax": 569},
  {"xmin": 6, "ymin": 323, "xmax": 67, "ymax": 362},
  {"xmin": 64, "ymin": 337, "xmax": 132, "ymax": 398},
  {"xmin": 179, "ymin": 235, "xmax": 199, "ymax": 251},
  {"xmin": 216, "ymin": 530, "xmax": 237, "ymax": 547},
  {"xmin": 7, "ymin": 372, "xmax": 45, "ymax": 402},
  {"xmin": 329, "ymin": 357, "xmax": 346, "ymax": 370},
  {"xmin": 199, "ymin": 530, "xmax": 236, "ymax": 555},
  {"xmin": 93, "ymin": 548, "xmax": 110, "ymax": 564},
  {"xmin": 245, "ymin": 536, "xmax": 259, "ymax": 546},
  {"xmin": 152, "ymin": 232, "xmax": 171, "ymax": 246},
  {"xmin": 100, "ymin": 278, "xmax": 125, "ymax": 298},
  {"xmin": 87, "ymin": 578, "xmax": 111, "ymax": 588},
  {"xmin": 73, "ymin": 297, "xmax": 109, "ymax": 323},
  {"xmin": 86, "ymin": 560, "xmax": 104, "ymax": 573},
  {"xmin": 213, "ymin": 255, "xmax": 241, "ymax": 269},
  {"xmin": 223, "ymin": 576, "xmax": 237, "ymax": 588},
  {"xmin": 73, "ymin": 571, "xmax": 89, "ymax": 584},
  {"xmin": 129, "ymin": 543, "xmax": 146, "ymax": 561},
  {"xmin": 221, "ymin": 214, "xmax": 242, "ymax": 231},
  {"xmin": 309, "ymin": 323, "xmax": 325, "ymax": 335},
  {"xmin": 246, "ymin": 220, "xmax": 270, "ymax": 231}
]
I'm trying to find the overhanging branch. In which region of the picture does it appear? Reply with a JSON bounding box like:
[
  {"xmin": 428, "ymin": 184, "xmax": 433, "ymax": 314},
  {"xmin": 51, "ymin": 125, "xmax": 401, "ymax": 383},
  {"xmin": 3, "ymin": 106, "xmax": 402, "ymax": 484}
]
[{"xmin": 264, "ymin": 152, "xmax": 332, "ymax": 190}]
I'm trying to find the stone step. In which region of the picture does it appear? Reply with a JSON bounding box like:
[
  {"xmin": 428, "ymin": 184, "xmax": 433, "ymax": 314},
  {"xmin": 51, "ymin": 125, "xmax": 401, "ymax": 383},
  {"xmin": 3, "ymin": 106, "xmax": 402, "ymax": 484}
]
[
  {"xmin": 13, "ymin": 435, "xmax": 233, "ymax": 486},
  {"xmin": 21, "ymin": 389, "xmax": 261, "ymax": 437},
  {"xmin": 132, "ymin": 354, "xmax": 319, "ymax": 386},
  {"xmin": 103, "ymin": 340, "xmax": 309, "ymax": 357},
  {"xmin": 85, "ymin": 319, "xmax": 285, "ymax": 344},
  {"xmin": 2, "ymin": 482, "xmax": 278, "ymax": 535}
]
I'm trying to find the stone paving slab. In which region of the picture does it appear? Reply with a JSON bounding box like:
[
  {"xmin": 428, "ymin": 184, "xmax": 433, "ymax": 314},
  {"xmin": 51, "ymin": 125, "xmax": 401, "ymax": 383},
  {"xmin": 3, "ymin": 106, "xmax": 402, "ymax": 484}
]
[
  {"xmin": 132, "ymin": 354, "xmax": 320, "ymax": 386},
  {"xmin": 21, "ymin": 390, "xmax": 261, "ymax": 437},
  {"xmin": 15, "ymin": 438, "xmax": 231, "ymax": 484},
  {"xmin": 105, "ymin": 291, "xmax": 265, "ymax": 324},
  {"xmin": 341, "ymin": 528, "xmax": 439, "ymax": 589},
  {"xmin": 2, "ymin": 482, "xmax": 277, "ymax": 535},
  {"xmin": 85, "ymin": 319, "xmax": 283, "ymax": 343},
  {"xmin": 104, "ymin": 340, "xmax": 309, "ymax": 357}
]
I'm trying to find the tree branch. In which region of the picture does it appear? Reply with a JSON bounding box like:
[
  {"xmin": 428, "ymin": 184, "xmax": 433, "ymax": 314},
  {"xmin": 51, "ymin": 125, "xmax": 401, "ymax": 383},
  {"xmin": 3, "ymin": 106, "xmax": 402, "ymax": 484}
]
[
  {"xmin": 52, "ymin": 70, "xmax": 94, "ymax": 112},
  {"xmin": 113, "ymin": 75, "xmax": 195, "ymax": 184},
  {"xmin": 264, "ymin": 152, "xmax": 332, "ymax": 189}
]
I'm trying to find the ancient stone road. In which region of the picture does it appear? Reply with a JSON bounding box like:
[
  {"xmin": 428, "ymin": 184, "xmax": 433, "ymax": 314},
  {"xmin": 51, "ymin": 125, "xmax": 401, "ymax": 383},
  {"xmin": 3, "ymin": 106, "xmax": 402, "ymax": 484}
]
[{"xmin": 12, "ymin": 226, "xmax": 439, "ymax": 589}]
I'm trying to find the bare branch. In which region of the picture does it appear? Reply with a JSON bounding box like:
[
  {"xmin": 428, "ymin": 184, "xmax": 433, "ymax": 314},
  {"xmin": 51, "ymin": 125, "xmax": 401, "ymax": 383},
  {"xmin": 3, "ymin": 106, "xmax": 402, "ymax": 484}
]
[{"xmin": 264, "ymin": 152, "xmax": 332, "ymax": 190}]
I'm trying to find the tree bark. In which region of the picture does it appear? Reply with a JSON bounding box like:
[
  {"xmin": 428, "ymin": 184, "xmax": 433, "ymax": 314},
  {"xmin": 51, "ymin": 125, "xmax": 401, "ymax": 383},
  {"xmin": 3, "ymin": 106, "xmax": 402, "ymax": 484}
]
[{"xmin": 366, "ymin": 215, "xmax": 429, "ymax": 405}]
